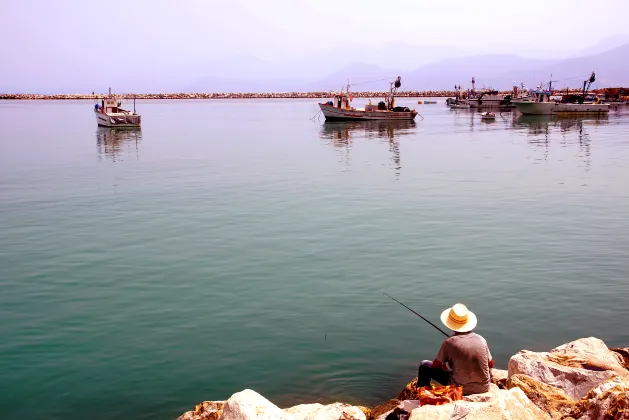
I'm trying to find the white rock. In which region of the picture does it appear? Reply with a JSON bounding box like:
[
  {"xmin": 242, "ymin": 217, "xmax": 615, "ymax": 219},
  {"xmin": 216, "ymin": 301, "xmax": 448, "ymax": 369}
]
[
  {"xmin": 409, "ymin": 404, "xmax": 454, "ymax": 420},
  {"xmin": 284, "ymin": 404, "xmax": 324, "ymax": 420},
  {"xmin": 552, "ymin": 337, "xmax": 627, "ymax": 375},
  {"xmin": 408, "ymin": 387, "xmax": 549, "ymax": 420},
  {"xmin": 285, "ymin": 403, "xmax": 365, "ymax": 420},
  {"xmin": 219, "ymin": 389, "xmax": 291, "ymax": 420},
  {"xmin": 508, "ymin": 337, "xmax": 627, "ymax": 400}
]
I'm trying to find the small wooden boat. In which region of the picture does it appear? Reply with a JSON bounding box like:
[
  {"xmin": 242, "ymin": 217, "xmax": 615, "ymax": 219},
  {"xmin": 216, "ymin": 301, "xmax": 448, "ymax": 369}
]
[
  {"xmin": 94, "ymin": 88, "xmax": 141, "ymax": 128},
  {"xmin": 319, "ymin": 77, "xmax": 417, "ymax": 121},
  {"xmin": 480, "ymin": 112, "xmax": 496, "ymax": 119}
]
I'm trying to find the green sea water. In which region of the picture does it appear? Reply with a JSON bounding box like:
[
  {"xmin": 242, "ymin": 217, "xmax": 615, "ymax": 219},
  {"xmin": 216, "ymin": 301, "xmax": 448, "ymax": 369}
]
[{"xmin": 1, "ymin": 99, "xmax": 628, "ymax": 419}]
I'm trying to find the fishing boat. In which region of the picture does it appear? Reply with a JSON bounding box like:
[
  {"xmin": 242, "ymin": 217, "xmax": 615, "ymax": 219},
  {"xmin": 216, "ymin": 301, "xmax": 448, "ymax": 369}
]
[
  {"xmin": 318, "ymin": 77, "xmax": 417, "ymax": 121},
  {"xmin": 513, "ymin": 73, "xmax": 609, "ymax": 115},
  {"xmin": 459, "ymin": 78, "xmax": 512, "ymax": 108},
  {"xmin": 94, "ymin": 88, "xmax": 141, "ymax": 127}
]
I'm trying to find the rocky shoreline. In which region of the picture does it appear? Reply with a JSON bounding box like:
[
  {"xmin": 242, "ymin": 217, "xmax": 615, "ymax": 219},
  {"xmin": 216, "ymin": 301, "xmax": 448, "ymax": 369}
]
[{"xmin": 178, "ymin": 337, "xmax": 629, "ymax": 420}]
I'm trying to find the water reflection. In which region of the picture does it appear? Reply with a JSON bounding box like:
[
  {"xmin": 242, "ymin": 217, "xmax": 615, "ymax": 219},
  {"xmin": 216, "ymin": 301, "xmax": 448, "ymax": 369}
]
[
  {"xmin": 513, "ymin": 114, "xmax": 609, "ymax": 135},
  {"xmin": 319, "ymin": 120, "xmax": 416, "ymax": 143},
  {"xmin": 513, "ymin": 115, "xmax": 608, "ymax": 171},
  {"xmin": 319, "ymin": 120, "xmax": 417, "ymax": 177},
  {"xmin": 96, "ymin": 127, "xmax": 142, "ymax": 162}
]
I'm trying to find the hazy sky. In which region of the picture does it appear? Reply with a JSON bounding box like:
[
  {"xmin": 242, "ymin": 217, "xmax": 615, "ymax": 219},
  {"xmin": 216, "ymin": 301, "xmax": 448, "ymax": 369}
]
[{"xmin": 2, "ymin": 0, "xmax": 628, "ymax": 92}]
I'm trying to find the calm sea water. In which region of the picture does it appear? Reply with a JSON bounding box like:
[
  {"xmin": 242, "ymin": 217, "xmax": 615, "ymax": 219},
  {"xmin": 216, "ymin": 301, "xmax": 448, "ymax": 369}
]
[{"xmin": 1, "ymin": 99, "xmax": 629, "ymax": 420}]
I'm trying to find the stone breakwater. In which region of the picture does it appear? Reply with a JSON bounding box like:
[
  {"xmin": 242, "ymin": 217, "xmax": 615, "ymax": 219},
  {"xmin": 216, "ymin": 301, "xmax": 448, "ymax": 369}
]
[
  {"xmin": 178, "ymin": 337, "xmax": 629, "ymax": 420},
  {"xmin": 2, "ymin": 88, "xmax": 614, "ymax": 101},
  {"xmin": 0, "ymin": 91, "xmax": 486, "ymax": 100}
]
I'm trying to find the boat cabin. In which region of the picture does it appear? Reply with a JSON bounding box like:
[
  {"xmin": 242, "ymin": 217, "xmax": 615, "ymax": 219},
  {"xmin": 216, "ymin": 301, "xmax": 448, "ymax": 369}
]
[
  {"xmin": 327, "ymin": 93, "xmax": 351, "ymax": 110},
  {"xmin": 529, "ymin": 89, "xmax": 552, "ymax": 103},
  {"xmin": 96, "ymin": 97, "xmax": 126, "ymax": 114}
]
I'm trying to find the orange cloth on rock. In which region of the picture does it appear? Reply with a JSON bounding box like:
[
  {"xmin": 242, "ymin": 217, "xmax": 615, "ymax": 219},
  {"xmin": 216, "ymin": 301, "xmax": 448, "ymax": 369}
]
[{"xmin": 417, "ymin": 385, "xmax": 463, "ymax": 406}]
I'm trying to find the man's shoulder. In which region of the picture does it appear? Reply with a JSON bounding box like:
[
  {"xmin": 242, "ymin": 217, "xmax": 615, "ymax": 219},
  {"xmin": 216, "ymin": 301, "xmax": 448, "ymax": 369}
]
[{"xmin": 448, "ymin": 332, "xmax": 487, "ymax": 345}]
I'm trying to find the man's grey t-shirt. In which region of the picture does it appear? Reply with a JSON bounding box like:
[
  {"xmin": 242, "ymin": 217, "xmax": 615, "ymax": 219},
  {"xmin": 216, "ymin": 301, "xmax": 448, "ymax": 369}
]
[{"xmin": 435, "ymin": 332, "xmax": 492, "ymax": 395}]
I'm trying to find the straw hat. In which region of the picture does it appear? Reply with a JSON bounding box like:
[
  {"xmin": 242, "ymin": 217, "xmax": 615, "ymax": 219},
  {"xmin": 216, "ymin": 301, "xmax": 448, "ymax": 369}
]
[{"xmin": 440, "ymin": 303, "xmax": 477, "ymax": 332}]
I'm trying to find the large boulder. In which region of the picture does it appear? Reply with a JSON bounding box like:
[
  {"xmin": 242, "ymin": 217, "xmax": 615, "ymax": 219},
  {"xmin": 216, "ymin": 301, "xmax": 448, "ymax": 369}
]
[
  {"xmin": 219, "ymin": 390, "xmax": 290, "ymax": 420},
  {"xmin": 179, "ymin": 401, "xmax": 225, "ymax": 420},
  {"xmin": 284, "ymin": 403, "xmax": 366, "ymax": 420},
  {"xmin": 407, "ymin": 387, "xmax": 549, "ymax": 420},
  {"xmin": 508, "ymin": 337, "xmax": 626, "ymax": 400},
  {"xmin": 570, "ymin": 376, "xmax": 629, "ymax": 419},
  {"xmin": 553, "ymin": 338, "xmax": 627, "ymax": 375},
  {"xmin": 506, "ymin": 374, "xmax": 574, "ymax": 419}
]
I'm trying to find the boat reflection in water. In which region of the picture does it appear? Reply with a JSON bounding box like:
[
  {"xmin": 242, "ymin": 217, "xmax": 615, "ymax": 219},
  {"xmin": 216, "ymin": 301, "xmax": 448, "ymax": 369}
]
[
  {"xmin": 513, "ymin": 114, "xmax": 609, "ymax": 135},
  {"xmin": 513, "ymin": 114, "xmax": 609, "ymax": 170},
  {"xmin": 319, "ymin": 119, "xmax": 417, "ymax": 176},
  {"xmin": 96, "ymin": 126, "xmax": 142, "ymax": 162}
]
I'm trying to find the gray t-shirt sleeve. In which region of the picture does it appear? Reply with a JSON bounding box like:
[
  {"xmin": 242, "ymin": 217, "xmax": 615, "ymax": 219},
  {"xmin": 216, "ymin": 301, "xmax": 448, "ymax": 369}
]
[{"xmin": 435, "ymin": 339, "xmax": 449, "ymax": 363}]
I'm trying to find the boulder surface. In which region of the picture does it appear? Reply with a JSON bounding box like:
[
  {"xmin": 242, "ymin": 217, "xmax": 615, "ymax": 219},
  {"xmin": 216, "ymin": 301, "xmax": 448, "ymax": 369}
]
[
  {"xmin": 508, "ymin": 337, "xmax": 626, "ymax": 400},
  {"xmin": 219, "ymin": 390, "xmax": 290, "ymax": 420},
  {"xmin": 570, "ymin": 375, "xmax": 629, "ymax": 419},
  {"xmin": 284, "ymin": 403, "xmax": 366, "ymax": 420}
]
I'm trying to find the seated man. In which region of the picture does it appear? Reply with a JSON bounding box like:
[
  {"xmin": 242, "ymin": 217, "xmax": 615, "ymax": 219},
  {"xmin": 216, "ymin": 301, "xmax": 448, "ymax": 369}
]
[{"xmin": 417, "ymin": 303, "xmax": 494, "ymax": 395}]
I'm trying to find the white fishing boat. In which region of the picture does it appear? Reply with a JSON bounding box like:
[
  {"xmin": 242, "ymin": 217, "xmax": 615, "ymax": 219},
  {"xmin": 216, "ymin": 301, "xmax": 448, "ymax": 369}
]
[
  {"xmin": 319, "ymin": 77, "xmax": 417, "ymax": 121},
  {"xmin": 94, "ymin": 89, "xmax": 141, "ymax": 127},
  {"xmin": 514, "ymin": 73, "xmax": 609, "ymax": 116}
]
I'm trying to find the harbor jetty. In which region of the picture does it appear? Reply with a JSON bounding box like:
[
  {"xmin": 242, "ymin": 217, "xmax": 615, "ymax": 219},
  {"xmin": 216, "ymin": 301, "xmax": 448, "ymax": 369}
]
[
  {"xmin": 178, "ymin": 337, "xmax": 629, "ymax": 420},
  {"xmin": 2, "ymin": 88, "xmax": 624, "ymax": 101},
  {"xmin": 1, "ymin": 91, "xmax": 471, "ymax": 100}
]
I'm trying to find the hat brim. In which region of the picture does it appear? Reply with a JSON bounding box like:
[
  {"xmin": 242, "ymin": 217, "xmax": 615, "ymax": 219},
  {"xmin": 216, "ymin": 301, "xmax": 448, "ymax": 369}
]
[{"xmin": 440, "ymin": 308, "xmax": 477, "ymax": 333}]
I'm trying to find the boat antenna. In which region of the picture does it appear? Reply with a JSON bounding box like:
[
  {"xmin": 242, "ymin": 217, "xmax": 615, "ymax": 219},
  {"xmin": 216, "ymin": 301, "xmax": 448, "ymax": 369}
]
[{"xmin": 383, "ymin": 293, "xmax": 451, "ymax": 337}]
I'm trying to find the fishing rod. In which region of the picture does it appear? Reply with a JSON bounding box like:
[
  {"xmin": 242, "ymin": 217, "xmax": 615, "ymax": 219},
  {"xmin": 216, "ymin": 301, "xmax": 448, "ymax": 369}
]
[{"xmin": 383, "ymin": 293, "xmax": 450, "ymax": 337}]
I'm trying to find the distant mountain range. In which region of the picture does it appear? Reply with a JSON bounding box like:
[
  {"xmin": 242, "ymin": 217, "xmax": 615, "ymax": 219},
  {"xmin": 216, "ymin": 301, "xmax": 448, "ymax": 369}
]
[
  {"xmin": 308, "ymin": 44, "xmax": 629, "ymax": 91},
  {"xmin": 4, "ymin": 38, "xmax": 629, "ymax": 94},
  {"xmin": 188, "ymin": 43, "xmax": 629, "ymax": 93}
]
